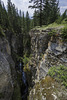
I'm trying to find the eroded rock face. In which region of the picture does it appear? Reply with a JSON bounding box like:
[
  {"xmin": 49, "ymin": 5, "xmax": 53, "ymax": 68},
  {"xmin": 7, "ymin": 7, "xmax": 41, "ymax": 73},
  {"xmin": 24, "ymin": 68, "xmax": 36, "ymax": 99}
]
[
  {"xmin": 29, "ymin": 28, "xmax": 67, "ymax": 100},
  {"xmin": 0, "ymin": 37, "xmax": 14, "ymax": 100},
  {"xmin": 39, "ymin": 34, "xmax": 67, "ymax": 79},
  {"xmin": 30, "ymin": 29, "xmax": 51, "ymax": 57},
  {"xmin": 29, "ymin": 29, "xmax": 51, "ymax": 82},
  {"xmin": 30, "ymin": 28, "xmax": 67, "ymax": 80},
  {"xmin": 0, "ymin": 53, "xmax": 13, "ymax": 100}
]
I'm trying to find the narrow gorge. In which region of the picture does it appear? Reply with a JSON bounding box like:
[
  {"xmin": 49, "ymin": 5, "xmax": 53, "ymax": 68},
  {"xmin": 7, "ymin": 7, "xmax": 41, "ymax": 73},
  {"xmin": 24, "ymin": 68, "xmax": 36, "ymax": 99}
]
[
  {"xmin": 0, "ymin": 26, "xmax": 67, "ymax": 100},
  {"xmin": 0, "ymin": 0, "xmax": 67, "ymax": 100}
]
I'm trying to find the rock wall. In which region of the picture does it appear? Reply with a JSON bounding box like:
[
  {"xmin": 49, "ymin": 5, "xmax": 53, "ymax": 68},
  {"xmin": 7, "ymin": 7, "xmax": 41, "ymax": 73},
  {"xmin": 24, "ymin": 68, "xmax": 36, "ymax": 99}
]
[
  {"xmin": 0, "ymin": 37, "xmax": 14, "ymax": 100},
  {"xmin": 39, "ymin": 32, "xmax": 67, "ymax": 79},
  {"xmin": 29, "ymin": 29, "xmax": 51, "ymax": 58},
  {"xmin": 29, "ymin": 28, "xmax": 67, "ymax": 81},
  {"xmin": 0, "ymin": 31, "xmax": 23, "ymax": 100},
  {"xmin": 28, "ymin": 28, "xmax": 67, "ymax": 100}
]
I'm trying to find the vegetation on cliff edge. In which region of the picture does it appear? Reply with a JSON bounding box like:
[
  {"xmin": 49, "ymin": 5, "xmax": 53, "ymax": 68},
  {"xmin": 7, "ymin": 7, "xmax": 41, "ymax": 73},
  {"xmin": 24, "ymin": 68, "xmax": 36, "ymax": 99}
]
[{"xmin": 48, "ymin": 65, "xmax": 67, "ymax": 87}]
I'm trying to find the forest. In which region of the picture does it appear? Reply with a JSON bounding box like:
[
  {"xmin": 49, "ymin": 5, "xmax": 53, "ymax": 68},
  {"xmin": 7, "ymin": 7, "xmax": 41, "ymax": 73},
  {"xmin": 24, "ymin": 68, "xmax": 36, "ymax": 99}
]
[
  {"xmin": 0, "ymin": 0, "xmax": 67, "ymax": 57},
  {"xmin": 0, "ymin": 0, "xmax": 67, "ymax": 100}
]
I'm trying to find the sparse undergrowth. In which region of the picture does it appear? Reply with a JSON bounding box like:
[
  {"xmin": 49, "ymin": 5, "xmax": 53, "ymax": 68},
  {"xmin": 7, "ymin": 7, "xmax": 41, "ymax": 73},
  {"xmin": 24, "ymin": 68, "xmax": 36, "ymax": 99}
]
[
  {"xmin": 28, "ymin": 76, "xmax": 67, "ymax": 100},
  {"xmin": 34, "ymin": 23, "xmax": 64, "ymax": 30},
  {"xmin": 48, "ymin": 29, "xmax": 56, "ymax": 36},
  {"xmin": 12, "ymin": 81, "xmax": 22, "ymax": 100},
  {"xmin": 61, "ymin": 27, "xmax": 67, "ymax": 41},
  {"xmin": 0, "ymin": 93, "xmax": 4, "ymax": 99},
  {"xmin": 48, "ymin": 65, "xmax": 67, "ymax": 87},
  {"xmin": 0, "ymin": 26, "xmax": 5, "ymax": 37}
]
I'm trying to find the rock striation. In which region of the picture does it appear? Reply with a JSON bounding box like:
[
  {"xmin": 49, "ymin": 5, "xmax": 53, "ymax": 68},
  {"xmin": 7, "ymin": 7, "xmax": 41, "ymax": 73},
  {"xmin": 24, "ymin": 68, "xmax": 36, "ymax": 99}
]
[
  {"xmin": 28, "ymin": 28, "xmax": 67, "ymax": 100},
  {"xmin": 30, "ymin": 28, "xmax": 67, "ymax": 81}
]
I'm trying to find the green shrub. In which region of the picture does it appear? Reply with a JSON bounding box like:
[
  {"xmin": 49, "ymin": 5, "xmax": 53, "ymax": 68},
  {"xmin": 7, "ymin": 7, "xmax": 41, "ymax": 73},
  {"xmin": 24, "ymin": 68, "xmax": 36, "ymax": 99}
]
[
  {"xmin": 23, "ymin": 54, "xmax": 30, "ymax": 66},
  {"xmin": 61, "ymin": 27, "xmax": 67, "ymax": 41},
  {"xmin": 0, "ymin": 26, "xmax": 5, "ymax": 37},
  {"xmin": 61, "ymin": 18, "xmax": 67, "ymax": 24},
  {"xmin": 48, "ymin": 65, "xmax": 67, "ymax": 87},
  {"xmin": 48, "ymin": 29, "xmax": 56, "ymax": 36},
  {"xmin": 56, "ymin": 16, "xmax": 62, "ymax": 24}
]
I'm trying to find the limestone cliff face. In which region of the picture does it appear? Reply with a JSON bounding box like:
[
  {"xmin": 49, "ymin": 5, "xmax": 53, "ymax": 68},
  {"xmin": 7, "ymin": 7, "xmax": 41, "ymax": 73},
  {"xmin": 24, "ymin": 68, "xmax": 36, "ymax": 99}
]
[
  {"xmin": 29, "ymin": 29, "xmax": 51, "ymax": 58},
  {"xmin": 39, "ymin": 31, "xmax": 67, "ymax": 79},
  {"xmin": 29, "ymin": 28, "xmax": 67, "ymax": 81},
  {"xmin": 0, "ymin": 37, "xmax": 14, "ymax": 100},
  {"xmin": 28, "ymin": 28, "xmax": 67, "ymax": 100},
  {"xmin": 0, "ymin": 31, "xmax": 23, "ymax": 100}
]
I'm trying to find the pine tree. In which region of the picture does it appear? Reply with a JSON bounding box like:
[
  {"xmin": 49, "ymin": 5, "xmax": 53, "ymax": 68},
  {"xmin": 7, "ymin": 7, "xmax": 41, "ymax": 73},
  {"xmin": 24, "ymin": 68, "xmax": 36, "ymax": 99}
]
[
  {"xmin": 29, "ymin": 0, "xmax": 45, "ymax": 26},
  {"xmin": 7, "ymin": 0, "xmax": 12, "ymax": 27},
  {"xmin": 22, "ymin": 12, "xmax": 26, "ymax": 33},
  {"xmin": 30, "ymin": 19, "xmax": 34, "ymax": 29},
  {"xmin": 26, "ymin": 11, "xmax": 30, "ymax": 33},
  {"xmin": 42, "ymin": 0, "xmax": 50, "ymax": 25},
  {"xmin": 49, "ymin": 0, "xmax": 60, "ymax": 23},
  {"xmin": 42, "ymin": 0, "xmax": 60, "ymax": 25},
  {"xmin": 0, "ymin": 0, "xmax": 9, "ymax": 29},
  {"xmin": 33, "ymin": 9, "xmax": 39, "ymax": 26},
  {"xmin": 62, "ymin": 9, "xmax": 67, "ymax": 20},
  {"xmin": 7, "ymin": 0, "xmax": 22, "ymax": 34}
]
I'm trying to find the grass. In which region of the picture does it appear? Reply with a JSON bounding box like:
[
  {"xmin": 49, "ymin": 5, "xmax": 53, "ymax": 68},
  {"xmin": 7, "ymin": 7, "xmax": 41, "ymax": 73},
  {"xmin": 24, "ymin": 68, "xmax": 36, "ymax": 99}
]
[
  {"xmin": 48, "ymin": 65, "xmax": 67, "ymax": 87},
  {"xmin": 33, "ymin": 22, "xmax": 67, "ymax": 31},
  {"xmin": 34, "ymin": 23, "xmax": 64, "ymax": 30}
]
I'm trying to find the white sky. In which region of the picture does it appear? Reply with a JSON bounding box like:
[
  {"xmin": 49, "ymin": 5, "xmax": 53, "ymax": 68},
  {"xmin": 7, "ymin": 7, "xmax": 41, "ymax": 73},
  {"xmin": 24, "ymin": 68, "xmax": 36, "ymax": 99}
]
[
  {"xmin": 2, "ymin": 0, "xmax": 67, "ymax": 16},
  {"xmin": 2, "ymin": 0, "xmax": 34, "ymax": 17}
]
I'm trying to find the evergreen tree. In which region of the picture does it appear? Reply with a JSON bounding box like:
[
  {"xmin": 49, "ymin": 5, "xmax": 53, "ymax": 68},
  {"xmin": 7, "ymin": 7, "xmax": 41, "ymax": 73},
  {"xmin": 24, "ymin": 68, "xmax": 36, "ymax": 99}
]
[
  {"xmin": 29, "ymin": 0, "xmax": 59, "ymax": 26},
  {"xmin": 42, "ymin": 0, "xmax": 59, "ymax": 25},
  {"xmin": 7, "ymin": 0, "xmax": 12, "ymax": 27},
  {"xmin": 49, "ymin": 0, "xmax": 60, "ymax": 23},
  {"xmin": 0, "ymin": 0, "xmax": 9, "ymax": 29},
  {"xmin": 22, "ymin": 12, "xmax": 26, "ymax": 33},
  {"xmin": 62, "ymin": 9, "xmax": 67, "ymax": 20},
  {"xmin": 29, "ymin": 0, "xmax": 45, "ymax": 26},
  {"xmin": 26, "ymin": 11, "xmax": 30, "ymax": 33},
  {"xmin": 33, "ymin": 9, "xmax": 39, "ymax": 26},
  {"xmin": 30, "ymin": 19, "xmax": 34, "ymax": 29},
  {"xmin": 7, "ymin": 0, "xmax": 22, "ymax": 34},
  {"xmin": 42, "ymin": 0, "xmax": 50, "ymax": 25}
]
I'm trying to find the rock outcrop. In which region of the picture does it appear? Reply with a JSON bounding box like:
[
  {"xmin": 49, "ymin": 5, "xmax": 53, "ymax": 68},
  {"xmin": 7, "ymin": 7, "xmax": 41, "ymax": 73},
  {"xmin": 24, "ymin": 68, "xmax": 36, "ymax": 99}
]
[
  {"xmin": 29, "ymin": 28, "xmax": 67, "ymax": 81},
  {"xmin": 29, "ymin": 29, "xmax": 51, "ymax": 58},
  {"xmin": 0, "ymin": 32, "xmax": 22, "ymax": 100},
  {"xmin": 29, "ymin": 76, "xmax": 67, "ymax": 100},
  {"xmin": 0, "ymin": 37, "xmax": 14, "ymax": 100},
  {"xmin": 39, "ymin": 30, "xmax": 67, "ymax": 79},
  {"xmin": 28, "ymin": 28, "xmax": 67, "ymax": 100}
]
